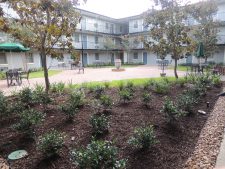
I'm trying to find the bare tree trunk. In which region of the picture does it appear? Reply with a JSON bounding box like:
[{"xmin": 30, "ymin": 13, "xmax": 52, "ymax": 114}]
[
  {"xmin": 174, "ymin": 59, "xmax": 178, "ymax": 79},
  {"xmin": 41, "ymin": 51, "xmax": 50, "ymax": 92}
]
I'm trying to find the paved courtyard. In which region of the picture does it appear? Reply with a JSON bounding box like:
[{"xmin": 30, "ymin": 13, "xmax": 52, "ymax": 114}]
[{"xmin": 0, "ymin": 66, "xmax": 185, "ymax": 95}]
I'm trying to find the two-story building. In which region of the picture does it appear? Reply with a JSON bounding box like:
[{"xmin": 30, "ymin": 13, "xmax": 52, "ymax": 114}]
[{"xmin": 1, "ymin": 0, "xmax": 225, "ymax": 71}]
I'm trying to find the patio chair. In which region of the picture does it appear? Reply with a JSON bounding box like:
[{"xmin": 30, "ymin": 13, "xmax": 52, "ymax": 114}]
[
  {"xmin": 20, "ymin": 70, "xmax": 30, "ymax": 84},
  {"xmin": 6, "ymin": 70, "xmax": 21, "ymax": 87}
]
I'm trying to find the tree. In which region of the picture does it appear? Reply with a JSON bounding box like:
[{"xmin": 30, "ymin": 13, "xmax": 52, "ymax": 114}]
[
  {"xmin": 3, "ymin": 0, "xmax": 86, "ymax": 92},
  {"xmin": 121, "ymin": 35, "xmax": 141, "ymax": 64},
  {"xmin": 145, "ymin": 0, "xmax": 193, "ymax": 78},
  {"xmin": 188, "ymin": 0, "xmax": 219, "ymax": 63}
]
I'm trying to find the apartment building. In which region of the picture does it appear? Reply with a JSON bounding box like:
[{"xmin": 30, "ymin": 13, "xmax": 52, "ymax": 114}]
[{"xmin": 0, "ymin": 0, "xmax": 225, "ymax": 70}]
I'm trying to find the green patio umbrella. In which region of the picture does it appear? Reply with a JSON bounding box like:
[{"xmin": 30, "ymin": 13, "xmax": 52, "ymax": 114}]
[
  {"xmin": 0, "ymin": 43, "xmax": 30, "ymax": 70},
  {"xmin": 196, "ymin": 42, "xmax": 204, "ymax": 58},
  {"xmin": 196, "ymin": 42, "xmax": 204, "ymax": 70},
  {"xmin": 0, "ymin": 43, "xmax": 30, "ymax": 52}
]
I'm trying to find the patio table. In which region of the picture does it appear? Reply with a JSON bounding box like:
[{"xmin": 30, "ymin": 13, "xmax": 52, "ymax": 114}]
[{"xmin": 6, "ymin": 69, "xmax": 24, "ymax": 87}]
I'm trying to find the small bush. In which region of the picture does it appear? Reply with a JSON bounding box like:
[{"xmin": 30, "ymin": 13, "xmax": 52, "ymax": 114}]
[
  {"xmin": 61, "ymin": 90, "xmax": 85, "ymax": 119},
  {"xmin": 119, "ymin": 89, "xmax": 133, "ymax": 103},
  {"xmin": 61, "ymin": 105, "xmax": 79, "ymax": 120},
  {"xmin": 13, "ymin": 109, "xmax": 45, "ymax": 136},
  {"xmin": 142, "ymin": 92, "xmax": 152, "ymax": 108},
  {"xmin": 0, "ymin": 71, "xmax": 6, "ymax": 80},
  {"xmin": 93, "ymin": 85, "xmax": 105, "ymax": 98},
  {"xmin": 118, "ymin": 81, "xmax": 124, "ymax": 91},
  {"xmin": 33, "ymin": 89, "xmax": 51, "ymax": 107},
  {"xmin": 153, "ymin": 82, "xmax": 169, "ymax": 94},
  {"xmin": 104, "ymin": 81, "xmax": 110, "ymax": 89},
  {"xmin": 19, "ymin": 87, "xmax": 33, "ymax": 105},
  {"xmin": 128, "ymin": 125, "xmax": 158, "ymax": 149},
  {"xmin": 212, "ymin": 74, "xmax": 222, "ymax": 87},
  {"xmin": 37, "ymin": 130, "xmax": 65, "ymax": 157},
  {"xmin": 161, "ymin": 97, "xmax": 186, "ymax": 123},
  {"xmin": 9, "ymin": 101, "xmax": 26, "ymax": 114},
  {"xmin": 177, "ymin": 93, "xmax": 197, "ymax": 114},
  {"xmin": 50, "ymin": 82, "xmax": 65, "ymax": 94},
  {"xmin": 126, "ymin": 81, "xmax": 134, "ymax": 92},
  {"xmin": 99, "ymin": 95, "xmax": 113, "ymax": 110},
  {"xmin": 71, "ymin": 140, "xmax": 126, "ymax": 169},
  {"xmin": 69, "ymin": 90, "xmax": 85, "ymax": 107},
  {"xmin": 90, "ymin": 114, "xmax": 109, "ymax": 135},
  {"xmin": 0, "ymin": 92, "xmax": 8, "ymax": 118}
]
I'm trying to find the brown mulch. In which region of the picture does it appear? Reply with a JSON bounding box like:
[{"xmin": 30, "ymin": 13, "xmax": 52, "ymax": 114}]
[
  {"xmin": 0, "ymin": 85, "xmax": 222, "ymax": 169},
  {"xmin": 184, "ymin": 88, "xmax": 225, "ymax": 169}
]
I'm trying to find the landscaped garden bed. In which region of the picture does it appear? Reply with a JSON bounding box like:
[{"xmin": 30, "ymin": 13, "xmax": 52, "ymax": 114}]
[{"xmin": 0, "ymin": 74, "xmax": 223, "ymax": 169}]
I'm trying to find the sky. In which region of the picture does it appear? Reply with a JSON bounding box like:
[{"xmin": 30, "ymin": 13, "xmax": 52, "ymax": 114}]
[{"xmin": 78, "ymin": 0, "xmax": 202, "ymax": 19}]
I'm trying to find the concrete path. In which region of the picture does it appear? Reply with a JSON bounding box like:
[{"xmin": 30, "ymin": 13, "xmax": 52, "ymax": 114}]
[
  {"xmin": 215, "ymin": 77, "xmax": 225, "ymax": 169},
  {"xmin": 216, "ymin": 129, "xmax": 225, "ymax": 168},
  {"xmin": 0, "ymin": 66, "xmax": 185, "ymax": 95}
]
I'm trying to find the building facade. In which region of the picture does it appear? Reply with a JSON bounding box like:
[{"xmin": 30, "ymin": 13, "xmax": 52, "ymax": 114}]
[{"xmin": 0, "ymin": 0, "xmax": 225, "ymax": 71}]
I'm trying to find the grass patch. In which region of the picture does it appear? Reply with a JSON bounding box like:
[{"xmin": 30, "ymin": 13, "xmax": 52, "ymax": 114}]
[
  {"xmin": 69, "ymin": 77, "xmax": 180, "ymax": 89},
  {"xmin": 29, "ymin": 70, "xmax": 62, "ymax": 79},
  {"xmin": 169, "ymin": 65, "xmax": 190, "ymax": 71}
]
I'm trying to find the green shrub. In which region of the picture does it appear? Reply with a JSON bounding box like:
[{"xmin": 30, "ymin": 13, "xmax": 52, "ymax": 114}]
[
  {"xmin": 177, "ymin": 93, "xmax": 197, "ymax": 114},
  {"xmin": 142, "ymin": 92, "xmax": 152, "ymax": 108},
  {"xmin": 119, "ymin": 89, "xmax": 133, "ymax": 103},
  {"xmin": 0, "ymin": 71, "xmax": 6, "ymax": 80},
  {"xmin": 37, "ymin": 130, "xmax": 65, "ymax": 157},
  {"xmin": 13, "ymin": 109, "xmax": 45, "ymax": 136},
  {"xmin": 126, "ymin": 81, "xmax": 134, "ymax": 92},
  {"xmin": 104, "ymin": 81, "xmax": 110, "ymax": 89},
  {"xmin": 99, "ymin": 95, "xmax": 113, "ymax": 110},
  {"xmin": 143, "ymin": 80, "xmax": 156, "ymax": 90},
  {"xmin": 176, "ymin": 78, "xmax": 186, "ymax": 87},
  {"xmin": 161, "ymin": 97, "xmax": 186, "ymax": 123},
  {"xmin": 61, "ymin": 90, "xmax": 85, "ymax": 119},
  {"xmin": 128, "ymin": 125, "xmax": 158, "ymax": 149},
  {"xmin": 154, "ymin": 82, "xmax": 169, "ymax": 94},
  {"xmin": 9, "ymin": 101, "xmax": 26, "ymax": 114},
  {"xmin": 212, "ymin": 74, "xmax": 222, "ymax": 87},
  {"xmin": 93, "ymin": 85, "xmax": 105, "ymax": 98},
  {"xmin": 69, "ymin": 90, "xmax": 85, "ymax": 107},
  {"xmin": 90, "ymin": 114, "xmax": 109, "ymax": 135},
  {"xmin": 50, "ymin": 82, "xmax": 65, "ymax": 94},
  {"xmin": 71, "ymin": 140, "xmax": 126, "ymax": 169},
  {"xmin": 61, "ymin": 105, "xmax": 79, "ymax": 120},
  {"xmin": 33, "ymin": 85, "xmax": 51, "ymax": 105},
  {"xmin": 0, "ymin": 92, "xmax": 8, "ymax": 118},
  {"xmin": 118, "ymin": 81, "xmax": 124, "ymax": 91},
  {"xmin": 162, "ymin": 77, "xmax": 170, "ymax": 84},
  {"xmin": 19, "ymin": 87, "xmax": 33, "ymax": 105}
]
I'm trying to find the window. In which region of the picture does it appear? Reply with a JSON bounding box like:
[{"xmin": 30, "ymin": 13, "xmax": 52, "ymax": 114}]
[
  {"xmin": 95, "ymin": 53, "xmax": 99, "ymax": 60},
  {"xmin": 133, "ymin": 52, "xmax": 138, "ymax": 59},
  {"xmin": 74, "ymin": 34, "xmax": 79, "ymax": 43},
  {"xmin": 105, "ymin": 23, "xmax": 109, "ymax": 29},
  {"xmin": 95, "ymin": 36, "xmax": 99, "ymax": 44},
  {"xmin": 27, "ymin": 53, "xmax": 34, "ymax": 63},
  {"xmin": 0, "ymin": 53, "xmax": 7, "ymax": 64},
  {"xmin": 94, "ymin": 23, "xmax": 98, "ymax": 28},
  {"xmin": 134, "ymin": 21, "xmax": 138, "ymax": 28},
  {"xmin": 110, "ymin": 24, "xmax": 114, "ymax": 33},
  {"xmin": 120, "ymin": 26, "xmax": 123, "ymax": 32}
]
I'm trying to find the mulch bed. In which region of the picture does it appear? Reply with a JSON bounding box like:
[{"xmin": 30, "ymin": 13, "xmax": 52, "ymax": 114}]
[{"xmin": 0, "ymin": 84, "xmax": 223, "ymax": 169}]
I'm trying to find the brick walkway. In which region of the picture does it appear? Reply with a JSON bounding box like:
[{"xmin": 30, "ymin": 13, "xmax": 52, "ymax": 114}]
[{"xmin": 0, "ymin": 66, "xmax": 185, "ymax": 95}]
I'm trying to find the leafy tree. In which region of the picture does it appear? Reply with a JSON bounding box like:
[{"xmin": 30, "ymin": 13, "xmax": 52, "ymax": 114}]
[
  {"xmin": 121, "ymin": 35, "xmax": 141, "ymax": 64},
  {"xmin": 3, "ymin": 0, "xmax": 86, "ymax": 91},
  {"xmin": 188, "ymin": 0, "xmax": 219, "ymax": 63},
  {"xmin": 145, "ymin": 0, "xmax": 193, "ymax": 78}
]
